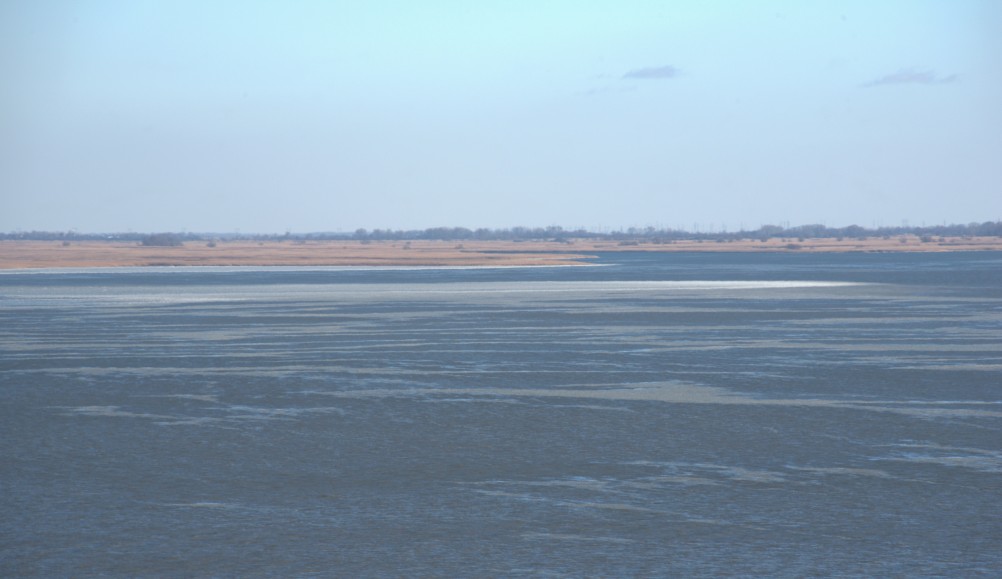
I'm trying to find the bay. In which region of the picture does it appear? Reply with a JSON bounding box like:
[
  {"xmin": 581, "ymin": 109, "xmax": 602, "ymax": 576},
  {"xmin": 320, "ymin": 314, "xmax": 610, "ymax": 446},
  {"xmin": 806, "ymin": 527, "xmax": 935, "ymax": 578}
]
[{"xmin": 2, "ymin": 252, "xmax": 1001, "ymax": 576}]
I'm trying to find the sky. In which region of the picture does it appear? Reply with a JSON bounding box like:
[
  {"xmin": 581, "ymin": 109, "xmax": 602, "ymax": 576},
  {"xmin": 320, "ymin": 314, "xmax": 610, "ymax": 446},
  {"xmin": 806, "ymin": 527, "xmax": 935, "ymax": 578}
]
[{"xmin": 2, "ymin": 0, "xmax": 1000, "ymax": 233}]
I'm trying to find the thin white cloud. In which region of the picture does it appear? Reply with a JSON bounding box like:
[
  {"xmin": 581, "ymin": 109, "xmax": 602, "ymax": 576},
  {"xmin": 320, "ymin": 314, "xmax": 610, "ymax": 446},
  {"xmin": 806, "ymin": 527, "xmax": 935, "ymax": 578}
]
[
  {"xmin": 863, "ymin": 69, "xmax": 958, "ymax": 87},
  {"xmin": 622, "ymin": 65, "xmax": 679, "ymax": 80}
]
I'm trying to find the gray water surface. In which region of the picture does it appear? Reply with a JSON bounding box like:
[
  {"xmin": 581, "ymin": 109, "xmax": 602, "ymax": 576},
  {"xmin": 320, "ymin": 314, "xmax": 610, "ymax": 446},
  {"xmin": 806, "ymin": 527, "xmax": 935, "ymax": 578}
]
[{"xmin": 2, "ymin": 252, "xmax": 1001, "ymax": 576}]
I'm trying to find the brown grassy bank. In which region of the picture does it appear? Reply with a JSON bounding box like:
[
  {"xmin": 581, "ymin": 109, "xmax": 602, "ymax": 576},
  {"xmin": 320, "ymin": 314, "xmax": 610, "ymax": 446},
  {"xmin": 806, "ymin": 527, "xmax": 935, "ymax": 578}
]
[
  {"xmin": 1, "ymin": 236, "xmax": 1001, "ymax": 269},
  {"xmin": 0, "ymin": 240, "xmax": 593, "ymax": 269}
]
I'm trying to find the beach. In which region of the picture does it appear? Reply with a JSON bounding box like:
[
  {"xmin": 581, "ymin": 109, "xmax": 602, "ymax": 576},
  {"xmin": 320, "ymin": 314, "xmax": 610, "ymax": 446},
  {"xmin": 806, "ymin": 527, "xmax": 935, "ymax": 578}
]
[{"xmin": 2, "ymin": 236, "xmax": 1002, "ymax": 269}]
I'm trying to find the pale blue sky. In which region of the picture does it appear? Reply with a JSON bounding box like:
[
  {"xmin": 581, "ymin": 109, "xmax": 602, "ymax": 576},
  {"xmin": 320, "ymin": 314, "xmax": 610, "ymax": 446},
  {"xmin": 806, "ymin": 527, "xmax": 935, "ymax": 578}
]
[{"xmin": 2, "ymin": 0, "xmax": 1000, "ymax": 232}]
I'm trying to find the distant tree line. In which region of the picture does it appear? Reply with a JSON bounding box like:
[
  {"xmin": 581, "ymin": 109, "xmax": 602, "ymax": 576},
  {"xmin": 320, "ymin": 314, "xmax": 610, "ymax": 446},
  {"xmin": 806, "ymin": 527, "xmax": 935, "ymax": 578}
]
[
  {"xmin": 350, "ymin": 226, "xmax": 586, "ymax": 242},
  {"xmin": 0, "ymin": 231, "xmax": 207, "ymax": 243},
  {"xmin": 347, "ymin": 222, "xmax": 1002, "ymax": 242},
  {"xmin": 4, "ymin": 221, "xmax": 1002, "ymax": 243},
  {"xmin": 139, "ymin": 233, "xmax": 185, "ymax": 246}
]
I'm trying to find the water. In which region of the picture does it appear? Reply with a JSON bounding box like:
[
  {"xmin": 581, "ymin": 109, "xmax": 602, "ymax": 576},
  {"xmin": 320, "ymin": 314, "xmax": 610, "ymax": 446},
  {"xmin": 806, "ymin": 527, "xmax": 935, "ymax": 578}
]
[{"xmin": 2, "ymin": 252, "xmax": 1001, "ymax": 576}]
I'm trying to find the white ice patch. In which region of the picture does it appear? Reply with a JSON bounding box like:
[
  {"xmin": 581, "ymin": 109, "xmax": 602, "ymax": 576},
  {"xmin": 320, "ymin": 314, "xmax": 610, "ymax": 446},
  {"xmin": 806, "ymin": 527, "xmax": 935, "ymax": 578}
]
[
  {"xmin": 316, "ymin": 382, "xmax": 1002, "ymax": 419},
  {"xmin": 521, "ymin": 532, "xmax": 634, "ymax": 544},
  {"xmin": 785, "ymin": 466, "xmax": 893, "ymax": 479},
  {"xmin": 877, "ymin": 443, "xmax": 1002, "ymax": 473},
  {"xmin": 1, "ymin": 279, "xmax": 868, "ymax": 310}
]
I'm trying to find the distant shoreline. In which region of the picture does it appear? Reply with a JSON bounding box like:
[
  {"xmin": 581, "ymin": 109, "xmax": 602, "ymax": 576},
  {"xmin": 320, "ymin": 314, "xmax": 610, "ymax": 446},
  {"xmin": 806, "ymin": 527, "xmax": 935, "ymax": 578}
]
[{"xmin": 2, "ymin": 237, "xmax": 1001, "ymax": 269}]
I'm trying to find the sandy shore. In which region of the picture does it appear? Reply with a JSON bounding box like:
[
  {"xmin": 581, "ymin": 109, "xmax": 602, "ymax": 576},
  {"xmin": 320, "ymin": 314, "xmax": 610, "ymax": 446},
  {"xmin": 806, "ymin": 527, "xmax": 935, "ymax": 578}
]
[
  {"xmin": 1, "ymin": 236, "xmax": 1000, "ymax": 269},
  {"xmin": 0, "ymin": 240, "xmax": 591, "ymax": 269}
]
